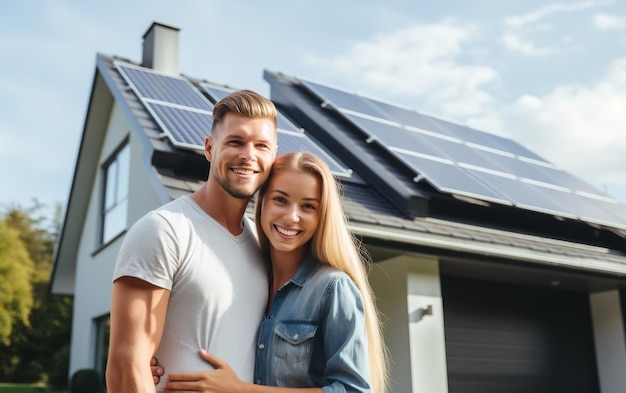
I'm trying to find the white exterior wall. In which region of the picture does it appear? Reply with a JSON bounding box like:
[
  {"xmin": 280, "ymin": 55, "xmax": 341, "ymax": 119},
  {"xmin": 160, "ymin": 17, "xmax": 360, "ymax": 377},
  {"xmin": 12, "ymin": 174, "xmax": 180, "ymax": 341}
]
[
  {"xmin": 370, "ymin": 255, "xmax": 448, "ymax": 393},
  {"xmin": 590, "ymin": 290, "xmax": 626, "ymax": 393},
  {"xmin": 68, "ymin": 102, "xmax": 164, "ymax": 375}
]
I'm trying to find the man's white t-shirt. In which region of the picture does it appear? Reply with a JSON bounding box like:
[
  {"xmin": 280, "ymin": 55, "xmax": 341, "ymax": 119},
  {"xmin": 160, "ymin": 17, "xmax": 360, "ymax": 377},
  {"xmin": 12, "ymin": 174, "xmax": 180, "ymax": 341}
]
[{"xmin": 113, "ymin": 195, "xmax": 268, "ymax": 391}]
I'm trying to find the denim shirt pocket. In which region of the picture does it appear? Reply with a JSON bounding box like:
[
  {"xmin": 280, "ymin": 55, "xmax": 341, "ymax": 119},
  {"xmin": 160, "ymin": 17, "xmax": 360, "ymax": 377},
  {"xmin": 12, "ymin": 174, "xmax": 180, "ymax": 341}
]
[{"xmin": 274, "ymin": 320, "xmax": 317, "ymax": 363}]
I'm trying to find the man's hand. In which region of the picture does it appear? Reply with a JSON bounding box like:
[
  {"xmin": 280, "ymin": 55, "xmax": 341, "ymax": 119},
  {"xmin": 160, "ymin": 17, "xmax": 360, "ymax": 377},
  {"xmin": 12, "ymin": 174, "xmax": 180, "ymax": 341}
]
[{"xmin": 151, "ymin": 356, "xmax": 164, "ymax": 384}]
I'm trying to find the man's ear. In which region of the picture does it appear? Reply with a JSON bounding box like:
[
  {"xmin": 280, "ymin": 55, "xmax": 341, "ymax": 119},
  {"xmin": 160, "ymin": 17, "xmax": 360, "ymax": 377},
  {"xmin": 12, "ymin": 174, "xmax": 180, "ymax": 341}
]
[{"xmin": 204, "ymin": 136, "xmax": 214, "ymax": 162}]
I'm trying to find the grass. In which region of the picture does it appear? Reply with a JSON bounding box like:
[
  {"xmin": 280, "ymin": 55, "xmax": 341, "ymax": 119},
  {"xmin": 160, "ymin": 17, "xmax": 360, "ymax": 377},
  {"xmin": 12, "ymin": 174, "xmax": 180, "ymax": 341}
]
[{"xmin": 0, "ymin": 383, "xmax": 66, "ymax": 393}]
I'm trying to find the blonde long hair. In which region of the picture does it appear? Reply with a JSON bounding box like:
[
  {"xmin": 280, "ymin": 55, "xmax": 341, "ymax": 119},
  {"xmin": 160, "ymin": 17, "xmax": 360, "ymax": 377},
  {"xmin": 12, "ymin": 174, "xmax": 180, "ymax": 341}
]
[{"xmin": 255, "ymin": 152, "xmax": 388, "ymax": 393}]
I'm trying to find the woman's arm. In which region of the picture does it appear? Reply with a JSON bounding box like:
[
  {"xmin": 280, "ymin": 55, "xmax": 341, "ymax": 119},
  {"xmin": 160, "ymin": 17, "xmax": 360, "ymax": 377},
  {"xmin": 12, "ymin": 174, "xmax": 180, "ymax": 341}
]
[
  {"xmin": 163, "ymin": 350, "xmax": 322, "ymax": 393},
  {"xmin": 317, "ymin": 275, "xmax": 372, "ymax": 392}
]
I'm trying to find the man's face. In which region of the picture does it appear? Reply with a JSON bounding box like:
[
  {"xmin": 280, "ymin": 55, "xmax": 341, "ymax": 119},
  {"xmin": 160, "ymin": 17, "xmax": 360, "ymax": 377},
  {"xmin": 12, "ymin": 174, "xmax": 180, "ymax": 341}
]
[{"xmin": 205, "ymin": 113, "xmax": 277, "ymax": 200}]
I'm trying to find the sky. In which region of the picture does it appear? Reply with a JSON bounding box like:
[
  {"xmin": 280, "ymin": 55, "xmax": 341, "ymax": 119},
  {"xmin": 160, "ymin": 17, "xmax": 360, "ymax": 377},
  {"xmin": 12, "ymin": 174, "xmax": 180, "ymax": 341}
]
[{"xmin": 1, "ymin": 0, "xmax": 626, "ymax": 220}]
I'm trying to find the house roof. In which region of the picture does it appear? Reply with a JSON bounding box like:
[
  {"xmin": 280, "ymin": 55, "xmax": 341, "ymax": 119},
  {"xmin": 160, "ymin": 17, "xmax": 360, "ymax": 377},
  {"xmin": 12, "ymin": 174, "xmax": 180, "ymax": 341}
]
[{"xmin": 50, "ymin": 52, "xmax": 626, "ymax": 295}]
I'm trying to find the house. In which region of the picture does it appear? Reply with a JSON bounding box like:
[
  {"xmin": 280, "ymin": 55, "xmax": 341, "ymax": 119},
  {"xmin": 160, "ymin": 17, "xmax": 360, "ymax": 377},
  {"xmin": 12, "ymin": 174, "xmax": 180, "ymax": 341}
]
[{"xmin": 51, "ymin": 21, "xmax": 626, "ymax": 393}]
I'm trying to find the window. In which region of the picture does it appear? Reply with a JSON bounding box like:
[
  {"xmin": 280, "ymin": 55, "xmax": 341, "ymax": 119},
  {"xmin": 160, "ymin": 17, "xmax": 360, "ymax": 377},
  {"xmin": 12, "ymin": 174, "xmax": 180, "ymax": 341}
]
[
  {"xmin": 101, "ymin": 143, "xmax": 129, "ymax": 244},
  {"xmin": 94, "ymin": 314, "xmax": 110, "ymax": 386}
]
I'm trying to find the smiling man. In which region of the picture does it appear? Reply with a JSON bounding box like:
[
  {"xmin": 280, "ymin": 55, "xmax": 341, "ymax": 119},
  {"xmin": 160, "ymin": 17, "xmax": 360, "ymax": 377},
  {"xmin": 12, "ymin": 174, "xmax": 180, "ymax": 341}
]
[{"xmin": 106, "ymin": 90, "xmax": 278, "ymax": 393}]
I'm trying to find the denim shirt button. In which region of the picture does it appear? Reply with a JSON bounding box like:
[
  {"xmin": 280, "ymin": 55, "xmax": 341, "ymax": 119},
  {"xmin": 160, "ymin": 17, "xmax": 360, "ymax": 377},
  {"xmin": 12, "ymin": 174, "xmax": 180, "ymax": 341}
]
[
  {"xmin": 255, "ymin": 379, "xmax": 261, "ymax": 384},
  {"xmin": 258, "ymin": 343, "xmax": 265, "ymax": 350},
  {"xmin": 293, "ymin": 334, "xmax": 299, "ymax": 339}
]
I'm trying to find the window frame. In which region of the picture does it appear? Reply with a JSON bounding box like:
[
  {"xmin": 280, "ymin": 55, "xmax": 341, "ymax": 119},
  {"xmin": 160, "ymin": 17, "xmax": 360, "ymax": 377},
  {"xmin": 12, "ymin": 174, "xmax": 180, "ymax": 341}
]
[{"xmin": 100, "ymin": 141, "xmax": 130, "ymax": 245}]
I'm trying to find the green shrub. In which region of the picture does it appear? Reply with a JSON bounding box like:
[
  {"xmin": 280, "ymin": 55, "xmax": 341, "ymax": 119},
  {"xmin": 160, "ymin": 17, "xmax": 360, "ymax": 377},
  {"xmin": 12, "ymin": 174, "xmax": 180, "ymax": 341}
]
[
  {"xmin": 70, "ymin": 368, "xmax": 101, "ymax": 393},
  {"xmin": 47, "ymin": 344, "xmax": 70, "ymax": 389},
  {"xmin": 11, "ymin": 360, "xmax": 44, "ymax": 383}
]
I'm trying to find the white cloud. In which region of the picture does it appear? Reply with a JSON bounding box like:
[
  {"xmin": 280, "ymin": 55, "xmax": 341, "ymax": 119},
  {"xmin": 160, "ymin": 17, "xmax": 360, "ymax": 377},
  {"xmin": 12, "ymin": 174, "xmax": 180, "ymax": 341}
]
[
  {"xmin": 469, "ymin": 57, "xmax": 626, "ymax": 201},
  {"xmin": 593, "ymin": 13, "xmax": 626, "ymax": 29},
  {"xmin": 505, "ymin": 1, "xmax": 608, "ymax": 29},
  {"xmin": 306, "ymin": 21, "xmax": 499, "ymax": 117},
  {"xmin": 501, "ymin": 1, "xmax": 613, "ymax": 56},
  {"xmin": 500, "ymin": 33, "xmax": 554, "ymax": 56}
]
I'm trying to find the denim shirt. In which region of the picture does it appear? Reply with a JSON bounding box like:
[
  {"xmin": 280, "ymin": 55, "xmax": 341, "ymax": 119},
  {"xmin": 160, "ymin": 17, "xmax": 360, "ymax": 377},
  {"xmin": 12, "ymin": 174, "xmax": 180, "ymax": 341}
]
[{"xmin": 253, "ymin": 254, "xmax": 372, "ymax": 393}]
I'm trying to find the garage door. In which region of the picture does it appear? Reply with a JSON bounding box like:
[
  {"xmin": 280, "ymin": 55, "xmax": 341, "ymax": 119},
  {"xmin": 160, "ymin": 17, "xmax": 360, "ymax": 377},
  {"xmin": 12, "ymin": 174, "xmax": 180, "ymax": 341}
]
[{"xmin": 441, "ymin": 275, "xmax": 599, "ymax": 393}]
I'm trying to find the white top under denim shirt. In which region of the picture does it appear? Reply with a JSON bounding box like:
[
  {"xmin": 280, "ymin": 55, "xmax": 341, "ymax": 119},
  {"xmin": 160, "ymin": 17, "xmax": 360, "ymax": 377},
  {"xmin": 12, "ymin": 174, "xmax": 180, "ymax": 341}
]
[{"xmin": 254, "ymin": 253, "xmax": 372, "ymax": 393}]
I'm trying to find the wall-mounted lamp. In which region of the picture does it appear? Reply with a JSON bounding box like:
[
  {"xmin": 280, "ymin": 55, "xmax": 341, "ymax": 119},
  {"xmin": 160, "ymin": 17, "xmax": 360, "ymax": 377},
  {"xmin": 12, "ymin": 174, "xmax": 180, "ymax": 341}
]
[{"xmin": 409, "ymin": 304, "xmax": 433, "ymax": 323}]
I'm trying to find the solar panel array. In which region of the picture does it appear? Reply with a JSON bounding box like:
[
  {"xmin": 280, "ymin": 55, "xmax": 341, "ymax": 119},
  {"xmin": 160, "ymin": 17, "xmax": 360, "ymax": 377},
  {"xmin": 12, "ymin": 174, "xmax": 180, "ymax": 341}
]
[
  {"xmin": 299, "ymin": 78, "xmax": 626, "ymax": 230},
  {"xmin": 114, "ymin": 63, "xmax": 351, "ymax": 177},
  {"xmin": 116, "ymin": 63, "xmax": 214, "ymax": 151}
]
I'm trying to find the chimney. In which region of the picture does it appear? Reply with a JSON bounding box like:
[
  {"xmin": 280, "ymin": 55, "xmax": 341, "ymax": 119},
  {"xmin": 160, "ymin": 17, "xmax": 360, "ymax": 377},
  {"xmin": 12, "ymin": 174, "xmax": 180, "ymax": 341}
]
[{"xmin": 142, "ymin": 21, "xmax": 180, "ymax": 74}]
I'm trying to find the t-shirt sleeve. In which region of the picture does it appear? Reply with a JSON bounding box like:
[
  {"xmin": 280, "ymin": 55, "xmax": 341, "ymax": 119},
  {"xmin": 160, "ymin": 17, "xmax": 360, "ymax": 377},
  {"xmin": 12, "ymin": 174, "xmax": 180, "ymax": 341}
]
[{"xmin": 112, "ymin": 211, "xmax": 179, "ymax": 290}]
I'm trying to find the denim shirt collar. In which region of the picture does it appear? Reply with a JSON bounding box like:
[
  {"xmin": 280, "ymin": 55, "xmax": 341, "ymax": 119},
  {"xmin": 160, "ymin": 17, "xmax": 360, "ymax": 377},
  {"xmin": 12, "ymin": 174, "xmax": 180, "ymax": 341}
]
[{"xmin": 287, "ymin": 252, "xmax": 321, "ymax": 288}]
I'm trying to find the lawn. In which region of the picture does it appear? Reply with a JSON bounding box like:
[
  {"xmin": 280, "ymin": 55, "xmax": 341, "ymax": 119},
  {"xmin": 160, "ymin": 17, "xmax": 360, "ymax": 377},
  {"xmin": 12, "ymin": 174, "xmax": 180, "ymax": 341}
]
[{"xmin": 0, "ymin": 383, "xmax": 66, "ymax": 393}]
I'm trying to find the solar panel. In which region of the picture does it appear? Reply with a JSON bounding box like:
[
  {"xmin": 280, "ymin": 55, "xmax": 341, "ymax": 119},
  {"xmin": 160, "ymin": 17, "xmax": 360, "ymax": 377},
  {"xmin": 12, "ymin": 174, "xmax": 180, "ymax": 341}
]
[
  {"xmin": 541, "ymin": 188, "xmax": 626, "ymax": 227},
  {"xmin": 395, "ymin": 151, "xmax": 511, "ymax": 205},
  {"xmin": 465, "ymin": 167, "xmax": 577, "ymax": 218},
  {"xmin": 146, "ymin": 103, "xmax": 213, "ymax": 149},
  {"xmin": 116, "ymin": 63, "xmax": 212, "ymax": 111},
  {"xmin": 343, "ymin": 113, "xmax": 444, "ymax": 159},
  {"xmin": 365, "ymin": 99, "xmax": 548, "ymax": 162},
  {"xmin": 300, "ymin": 77, "xmax": 626, "ymax": 229},
  {"xmin": 590, "ymin": 196, "xmax": 626, "ymax": 225},
  {"xmin": 361, "ymin": 98, "xmax": 460, "ymax": 140},
  {"xmin": 295, "ymin": 79, "xmax": 385, "ymax": 116},
  {"xmin": 275, "ymin": 130, "xmax": 351, "ymax": 176}
]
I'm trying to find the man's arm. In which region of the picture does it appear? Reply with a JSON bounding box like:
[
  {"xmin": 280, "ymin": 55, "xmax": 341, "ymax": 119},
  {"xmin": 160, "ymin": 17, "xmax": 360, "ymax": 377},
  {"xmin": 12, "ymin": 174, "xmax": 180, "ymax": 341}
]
[{"xmin": 106, "ymin": 276, "xmax": 170, "ymax": 393}]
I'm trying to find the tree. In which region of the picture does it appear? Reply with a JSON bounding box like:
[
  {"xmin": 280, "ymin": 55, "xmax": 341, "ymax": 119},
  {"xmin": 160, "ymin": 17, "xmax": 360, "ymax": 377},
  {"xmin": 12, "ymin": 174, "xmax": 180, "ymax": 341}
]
[
  {"xmin": 0, "ymin": 203, "xmax": 72, "ymax": 386},
  {"xmin": 0, "ymin": 219, "xmax": 34, "ymax": 344},
  {"xmin": 3, "ymin": 204, "xmax": 57, "ymax": 281}
]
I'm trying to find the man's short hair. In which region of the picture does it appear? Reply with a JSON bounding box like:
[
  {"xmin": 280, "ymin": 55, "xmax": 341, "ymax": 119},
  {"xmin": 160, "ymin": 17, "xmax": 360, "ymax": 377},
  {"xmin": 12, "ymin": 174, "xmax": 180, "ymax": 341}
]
[{"xmin": 211, "ymin": 90, "xmax": 278, "ymax": 134}]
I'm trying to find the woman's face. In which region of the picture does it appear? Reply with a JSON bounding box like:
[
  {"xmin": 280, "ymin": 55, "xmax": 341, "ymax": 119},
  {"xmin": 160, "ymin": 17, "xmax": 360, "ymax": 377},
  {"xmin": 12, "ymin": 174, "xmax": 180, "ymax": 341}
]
[{"xmin": 261, "ymin": 168, "xmax": 322, "ymax": 258}]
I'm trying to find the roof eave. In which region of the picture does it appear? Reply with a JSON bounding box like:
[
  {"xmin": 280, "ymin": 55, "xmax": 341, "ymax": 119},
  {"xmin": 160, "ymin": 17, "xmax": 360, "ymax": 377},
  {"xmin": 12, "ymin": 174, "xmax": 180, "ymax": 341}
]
[{"xmin": 351, "ymin": 221, "xmax": 626, "ymax": 276}]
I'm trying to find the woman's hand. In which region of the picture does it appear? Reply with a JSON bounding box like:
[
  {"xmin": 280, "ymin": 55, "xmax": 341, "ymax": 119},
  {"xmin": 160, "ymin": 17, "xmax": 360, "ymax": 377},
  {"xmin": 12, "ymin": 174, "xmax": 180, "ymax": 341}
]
[
  {"xmin": 163, "ymin": 350, "xmax": 244, "ymax": 392},
  {"xmin": 151, "ymin": 356, "xmax": 164, "ymax": 384}
]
